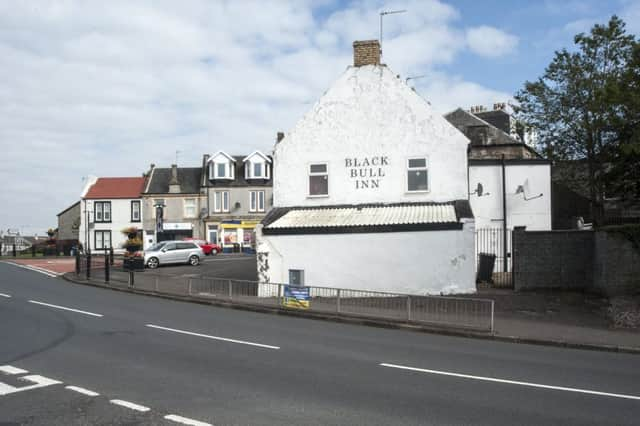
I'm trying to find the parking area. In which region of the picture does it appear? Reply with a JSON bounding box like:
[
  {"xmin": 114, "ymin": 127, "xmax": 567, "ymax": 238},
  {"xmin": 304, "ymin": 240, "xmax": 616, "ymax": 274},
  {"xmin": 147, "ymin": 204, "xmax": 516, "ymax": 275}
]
[{"xmin": 147, "ymin": 253, "xmax": 258, "ymax": 281}]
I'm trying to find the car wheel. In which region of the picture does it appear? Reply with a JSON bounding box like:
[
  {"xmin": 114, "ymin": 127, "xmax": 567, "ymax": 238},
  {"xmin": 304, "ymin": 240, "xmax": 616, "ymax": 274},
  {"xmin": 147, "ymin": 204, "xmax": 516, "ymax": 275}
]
[
  {"xmin": 147, "ymin": 257, "xmax": 159, "ymax": 269},
  {"xmin": 211, "ymin": 248, "xmax": 217, "ymax": 255},
  {"xmin": 189, "ymin": 255, "xmax": 200, "ymax": 266}
]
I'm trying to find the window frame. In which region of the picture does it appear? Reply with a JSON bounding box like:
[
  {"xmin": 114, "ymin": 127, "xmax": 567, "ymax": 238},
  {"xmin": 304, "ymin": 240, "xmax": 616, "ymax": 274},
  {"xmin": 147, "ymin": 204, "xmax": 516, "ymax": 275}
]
[
  {"xmin": 94, "ymin": 201, "xmax": 112, "ymax": 223},
  {"xmin": 131, "ymin": 200, "xmax": 141, "ymax": 222},
  {"xmin": 249, "ymin": 190, "xmax": 266, "ymax": 213},
  {"xmin": 211, "ymin": 160, "xmax": 234, "ymax": 180},
  {"xmin": 308, "ymin": 162, "xmax": 329, "ymax": 197},
  {"xmin": 183, "ymin": 198, "xmax": 197, "ymax": 218},
  {"xmin": 213, "ymin": 191, "xmax": 230, "ymax": 213},
  {"xmin": 406, "ymin": 156, "xmax": 429, "ymax": 193},
  {"xmin": 94, "ymin": 230, "xmax": 112, "ymax": 250},
  {"xmin": 288, "ymin": 269, "xmax": 305, "ymax": 286}
]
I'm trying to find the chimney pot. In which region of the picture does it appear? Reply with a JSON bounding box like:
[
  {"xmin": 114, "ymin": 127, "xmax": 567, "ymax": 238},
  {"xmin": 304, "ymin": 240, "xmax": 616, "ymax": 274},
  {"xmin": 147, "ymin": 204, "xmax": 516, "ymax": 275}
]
[
  {"xmin": 276, "ymin": 131, "xmax": 285, "ymax": 143},
  {"xmin": 353, "ymin": 40, "xmax": 381, "ymax": 67}
]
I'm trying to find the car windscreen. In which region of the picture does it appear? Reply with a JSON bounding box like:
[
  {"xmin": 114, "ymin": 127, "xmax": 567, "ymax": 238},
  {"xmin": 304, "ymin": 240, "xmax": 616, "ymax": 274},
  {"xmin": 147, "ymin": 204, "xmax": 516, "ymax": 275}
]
[{"xmin": 147, "ymin": 242, "xmax": 166, "ymax": 251}]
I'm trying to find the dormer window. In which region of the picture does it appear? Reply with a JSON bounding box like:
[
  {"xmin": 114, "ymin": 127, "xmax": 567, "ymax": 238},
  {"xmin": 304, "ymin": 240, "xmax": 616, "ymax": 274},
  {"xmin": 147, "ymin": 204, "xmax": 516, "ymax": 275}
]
[
  {"xmin": 208, "ymin": 151, "xmax": 236, "ymax": 180},
  {"xmin": 243, "ymin": 151, "xmax": 272, "ymax": 180}
]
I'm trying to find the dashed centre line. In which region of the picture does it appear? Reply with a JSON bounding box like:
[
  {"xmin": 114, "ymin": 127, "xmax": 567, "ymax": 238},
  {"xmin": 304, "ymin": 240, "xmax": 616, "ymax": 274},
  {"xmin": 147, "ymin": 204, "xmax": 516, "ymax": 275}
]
[
  {"xmin": 65, "ymin": 386, "xmax": 100, "ymax": 397},
  {"xmin": 109, "ymin": 399, "xmax": 151, "ymax": 412},
  {"xmin": 380, "ymin": 363, "xmax": 640, "ymax": 401},
  {"xmin": 146, "ymin": 324, "xmax": 280, "ymax": 350},
  {"xmin": 28, "ymin": 300, "xmax": 103, "ymax": 317},
  {"xmin": 0, "ymin": 293, "xmax": 11, "ymax": 298},
  {"xmin": 164, "ymin": 414, "xmax": 212, "ymax": 426}
]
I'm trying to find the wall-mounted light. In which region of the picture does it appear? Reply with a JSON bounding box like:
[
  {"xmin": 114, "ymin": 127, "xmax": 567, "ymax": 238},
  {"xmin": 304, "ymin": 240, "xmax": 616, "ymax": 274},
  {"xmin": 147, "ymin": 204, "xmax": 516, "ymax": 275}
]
[
  {"xmin": 470, "ymin": 182, "xmax": 490, "ymax": 197},
  {"xmin": 234, "ymin": 202, "xmax": 241, "ymax": 210}
]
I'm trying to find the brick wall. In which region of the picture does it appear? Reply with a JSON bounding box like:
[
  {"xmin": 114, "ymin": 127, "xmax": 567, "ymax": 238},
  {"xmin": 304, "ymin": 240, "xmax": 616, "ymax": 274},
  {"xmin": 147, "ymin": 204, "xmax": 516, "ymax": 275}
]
[
  {"xmin": 513, "ymin": 230, "xmax": 594, "ymax": 291},
  {"xmin": 513, "ymin": 229, "xmax": 640, "ymax": 295},
  {"xmin": 593, "ymin": 232, "xmax": 640, "ymax": 296},
  {"xmin": 353, "ymin": 40, "xmax": 380, "ymax": 67}
]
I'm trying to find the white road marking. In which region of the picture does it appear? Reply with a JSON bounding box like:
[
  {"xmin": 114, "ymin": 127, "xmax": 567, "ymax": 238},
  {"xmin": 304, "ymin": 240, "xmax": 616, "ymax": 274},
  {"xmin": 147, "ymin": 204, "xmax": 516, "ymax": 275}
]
[
  {"xmin": 28, "ymin": 300, "xmax": 103, "ymax": 317},
  {"xmin": 65, "ymin": 385, "xmax": 100, "ymax": 397},
  {"xmin": 164, "ymin": 414, "xmax": 212, "ymax": 426},
  {"xmin": 146, "ymin": 324, "xmax": 280, "ymax": 350},
  {"xmin": 0, "ymin": 365, "xmax": 28, "ymax": 375},
  {"xmin": 110, "ymin": 399, "xmax": 150, "ymax": 412},
  {"xmin": 380, "ymin": 363, "xmax": 640, "ymax": 401},
  {"xmin": 0, "ymin": 293, "xmax": 11, "ymax": 298},
  {"xmin": 0, "ymin": 374, "xmax": 62, "ymax": 396},
  {"xmin": 2, "ymin": 261, "xmax": 60, "ymax": 277}
]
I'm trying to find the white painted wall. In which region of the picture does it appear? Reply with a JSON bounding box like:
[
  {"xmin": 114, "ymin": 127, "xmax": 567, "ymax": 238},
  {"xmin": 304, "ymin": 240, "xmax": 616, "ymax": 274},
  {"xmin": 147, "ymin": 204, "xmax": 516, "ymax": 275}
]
[
  {"xmin": 79, "ymin": 198, "xmax": 143, "ymax": 252},
  {"xmin": 469, "ymin": 163, "xmax": 551, "ymax": 230},
  {"xmin": 273, "ymin": 65, "xmax": 469, "ymax": 206},
  {"xmin": 256, "ymin": 221, "xmax": 476, "ymax": 295}
]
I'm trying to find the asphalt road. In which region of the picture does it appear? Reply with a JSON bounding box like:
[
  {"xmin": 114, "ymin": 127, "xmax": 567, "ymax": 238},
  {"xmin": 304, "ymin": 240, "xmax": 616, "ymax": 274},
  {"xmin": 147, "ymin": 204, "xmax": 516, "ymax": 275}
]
[{"xmin": 1, "ymin": 261, "xmax": 639, "ymax": 425}]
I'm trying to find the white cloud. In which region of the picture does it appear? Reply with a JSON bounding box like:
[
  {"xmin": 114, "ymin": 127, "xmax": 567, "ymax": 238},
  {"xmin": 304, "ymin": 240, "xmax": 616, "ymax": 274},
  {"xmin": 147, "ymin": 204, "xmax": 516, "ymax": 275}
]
[
  {"xmin": 0, "ymin": 0, "xmax": 519, "ymax": 234},
  {"xmin": 466, "ymin": 26, "xmax": 519, "ymax": 58}
]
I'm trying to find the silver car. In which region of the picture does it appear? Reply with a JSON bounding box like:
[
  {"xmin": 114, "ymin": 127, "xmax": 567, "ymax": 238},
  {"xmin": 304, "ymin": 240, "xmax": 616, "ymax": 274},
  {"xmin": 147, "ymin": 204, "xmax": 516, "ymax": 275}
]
[{"xmin": 144, "ymin": 241, "xmax": 204, "ymax": 269}]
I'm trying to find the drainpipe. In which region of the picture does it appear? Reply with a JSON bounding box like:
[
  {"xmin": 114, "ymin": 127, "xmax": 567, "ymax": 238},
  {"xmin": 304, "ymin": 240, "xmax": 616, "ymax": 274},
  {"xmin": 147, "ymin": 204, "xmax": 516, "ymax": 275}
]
[{"xmin": 501, "ymin": 154, "xmax": 507, "ymax": 272}]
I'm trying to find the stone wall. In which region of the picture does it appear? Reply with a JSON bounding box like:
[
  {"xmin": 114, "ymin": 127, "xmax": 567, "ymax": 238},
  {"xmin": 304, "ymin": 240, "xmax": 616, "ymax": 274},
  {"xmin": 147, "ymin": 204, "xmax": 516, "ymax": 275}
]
[
  {"xmin": 513, "ymin": 229, "xmax": 640, "ymax": 295},
  {"xmin": 513, "ymin": 230, "xmax": 594, "ymax": 291}
]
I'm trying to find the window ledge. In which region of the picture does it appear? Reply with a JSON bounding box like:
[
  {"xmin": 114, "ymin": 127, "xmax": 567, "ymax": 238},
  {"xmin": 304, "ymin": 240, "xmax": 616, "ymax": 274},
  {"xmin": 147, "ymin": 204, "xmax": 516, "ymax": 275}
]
[
  {"xmin": 405, "ymin": 190, "xmax": 430, "ymax": 194},
  {"xmin": 307, "ymin": 195, "xmax": 329, "ymax": 199}
]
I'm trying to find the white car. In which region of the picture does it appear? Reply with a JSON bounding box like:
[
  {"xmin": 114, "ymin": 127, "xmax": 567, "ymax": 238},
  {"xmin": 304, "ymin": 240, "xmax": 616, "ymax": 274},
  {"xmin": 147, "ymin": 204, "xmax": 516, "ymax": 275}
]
[{"xmin": 144, "ymin": 241, "xmax": 204, "ymax": 269}]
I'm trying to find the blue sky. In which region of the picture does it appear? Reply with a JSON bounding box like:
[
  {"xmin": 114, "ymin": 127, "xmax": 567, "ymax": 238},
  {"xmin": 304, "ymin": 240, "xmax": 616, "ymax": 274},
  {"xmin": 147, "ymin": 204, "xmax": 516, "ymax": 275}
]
[{"xmin": 0, "ymin": 0, "xmax": 638, "ymax": 235}]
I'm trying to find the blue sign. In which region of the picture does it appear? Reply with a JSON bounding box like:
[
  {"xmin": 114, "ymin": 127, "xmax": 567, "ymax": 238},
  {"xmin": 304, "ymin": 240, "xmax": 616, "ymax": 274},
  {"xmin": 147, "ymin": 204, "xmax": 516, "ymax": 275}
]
[{"xmin": 283, "ymin": 285, "xmax": 310, "ymax": 309}]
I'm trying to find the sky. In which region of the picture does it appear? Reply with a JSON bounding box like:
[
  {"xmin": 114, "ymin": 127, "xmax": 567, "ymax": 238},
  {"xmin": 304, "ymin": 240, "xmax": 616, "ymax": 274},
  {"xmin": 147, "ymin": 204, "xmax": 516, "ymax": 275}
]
[{"xmin": 1, "ymin": 0, "xmax": 638, "ymax": 236}]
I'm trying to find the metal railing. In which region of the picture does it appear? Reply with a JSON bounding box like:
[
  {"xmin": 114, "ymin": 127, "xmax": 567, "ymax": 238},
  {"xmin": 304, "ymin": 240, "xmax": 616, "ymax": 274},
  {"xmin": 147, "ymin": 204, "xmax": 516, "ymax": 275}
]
[{"xmin": 69, "ymin": 263, "xmax": 494, "ymax": 333}]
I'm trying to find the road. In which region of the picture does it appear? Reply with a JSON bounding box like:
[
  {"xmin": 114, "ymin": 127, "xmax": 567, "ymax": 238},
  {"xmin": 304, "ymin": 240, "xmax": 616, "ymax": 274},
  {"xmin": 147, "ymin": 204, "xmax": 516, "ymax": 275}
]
[{"xmin": 0, "ymin": 261, "xmax": 639, "ymax": 425}]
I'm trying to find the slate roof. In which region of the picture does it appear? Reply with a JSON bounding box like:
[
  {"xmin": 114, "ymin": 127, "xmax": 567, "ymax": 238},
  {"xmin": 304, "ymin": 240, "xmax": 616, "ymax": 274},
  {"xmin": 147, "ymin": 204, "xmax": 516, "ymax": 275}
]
[
  {"xmin": 205, "ymin": 155, "xmax": 273, "ymax": 188},
  {"xmin": 261, "ymin": 200, "xmax": 473, "ymax": 235},
  {"xmin": 84, "ymin": 177, "xmax": 146, "ymax": 199},
  {"xmin": 144, "ymin": 167, "xmax": 202, "ymax": 194}
]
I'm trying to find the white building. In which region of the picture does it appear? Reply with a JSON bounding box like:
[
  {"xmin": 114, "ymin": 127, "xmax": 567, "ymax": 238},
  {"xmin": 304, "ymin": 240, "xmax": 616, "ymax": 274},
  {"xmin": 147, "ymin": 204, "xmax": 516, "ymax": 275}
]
[
  {"xmin": 256, "ymin": 40, "xmax": 476, "ymax": 295},
  {"xmin": 78, "ymin": 176, "xmax": 146, "ymax": 253}
]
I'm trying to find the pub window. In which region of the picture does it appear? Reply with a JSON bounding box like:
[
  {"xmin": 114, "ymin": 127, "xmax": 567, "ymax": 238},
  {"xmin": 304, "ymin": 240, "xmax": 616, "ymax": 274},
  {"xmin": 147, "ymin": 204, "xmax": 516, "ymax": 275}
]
[
  {"xmin": 407, "ymin": 157, "xmax": 428, "ymax": 192},
  {"xmin": 308, "ymin": 163, "xmax": 328, "ymax": 196},
  {"xmin": 289, "ymin": 269, "xmax": 305, "ymax": 286}
]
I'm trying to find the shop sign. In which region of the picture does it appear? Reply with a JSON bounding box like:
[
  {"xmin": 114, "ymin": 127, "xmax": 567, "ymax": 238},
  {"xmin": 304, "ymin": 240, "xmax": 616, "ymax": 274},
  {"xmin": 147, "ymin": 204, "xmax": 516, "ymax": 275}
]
[{"xmin": 163, "ymin": 222, "xmax": 192, "ymax": 230}]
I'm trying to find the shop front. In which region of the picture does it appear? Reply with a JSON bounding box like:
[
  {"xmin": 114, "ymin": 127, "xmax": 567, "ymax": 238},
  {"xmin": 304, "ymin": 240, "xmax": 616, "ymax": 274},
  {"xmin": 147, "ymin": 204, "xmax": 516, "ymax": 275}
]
[
  {"xmin": 157, "ymin": 222, "xmax": 193, "ymax": 242},
  {"xmin": 219, "ymin": 220, "xmax": 259, "ymax": 253}
]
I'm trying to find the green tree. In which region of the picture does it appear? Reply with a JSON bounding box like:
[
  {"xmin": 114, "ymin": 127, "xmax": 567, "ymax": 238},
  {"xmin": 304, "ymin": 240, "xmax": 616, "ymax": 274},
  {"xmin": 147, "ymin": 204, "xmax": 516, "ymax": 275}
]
[{"xmin": 514, "ymin": 16, "xmax": 638, "ymax": 223}]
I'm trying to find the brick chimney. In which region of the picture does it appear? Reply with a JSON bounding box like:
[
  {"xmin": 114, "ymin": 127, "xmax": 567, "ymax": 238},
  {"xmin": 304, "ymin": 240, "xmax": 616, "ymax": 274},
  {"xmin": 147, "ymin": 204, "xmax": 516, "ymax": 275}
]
[
  {"xmin": 168, "ymin": 164, "xmax": 180, "ymax": 193},
  {"xmin": 276, "ymin": 131, "xmax": 285, "ymax": 143},
  {"xmin": 353, "ymin": 40, "xmax": 380, "ymax": 67}
]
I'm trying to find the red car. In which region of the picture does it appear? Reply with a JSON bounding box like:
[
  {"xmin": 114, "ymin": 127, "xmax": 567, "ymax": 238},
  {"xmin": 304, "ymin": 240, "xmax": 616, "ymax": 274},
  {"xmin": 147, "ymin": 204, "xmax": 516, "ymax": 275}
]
[{"xmin": 183, "ymin": 238, "xmax": 221, "ymax": 255}]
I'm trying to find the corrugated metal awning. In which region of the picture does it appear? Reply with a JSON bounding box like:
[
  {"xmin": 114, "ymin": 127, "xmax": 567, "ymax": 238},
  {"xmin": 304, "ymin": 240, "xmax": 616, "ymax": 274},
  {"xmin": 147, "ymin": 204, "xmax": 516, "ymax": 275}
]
[{"xmin": 266, "ymin": 204, "xmax": 458, "ymax": 229}]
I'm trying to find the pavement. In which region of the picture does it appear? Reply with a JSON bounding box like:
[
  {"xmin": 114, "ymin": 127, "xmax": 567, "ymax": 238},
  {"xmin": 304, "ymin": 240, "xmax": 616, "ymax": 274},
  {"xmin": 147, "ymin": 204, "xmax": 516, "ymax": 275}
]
[
  {"xmin": 3, "ymin": 255, "xmax": 639, "ymax": 353},
  {"xmin": 1, "ymin": 261, "xmax": 640, "ymax": 425}
]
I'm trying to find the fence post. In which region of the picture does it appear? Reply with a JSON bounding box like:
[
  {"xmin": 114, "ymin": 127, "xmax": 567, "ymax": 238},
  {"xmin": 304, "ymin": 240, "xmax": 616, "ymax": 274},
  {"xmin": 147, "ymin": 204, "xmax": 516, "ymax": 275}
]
[
  {"xmin": 13, "ymin": 244, "xmax": 16, "ymax": 257},
  {"xmin": 86, "ymin": 252, "xmax": 91, "ymax": 280},
  {"xmin": 277, "ymin": 284, "xmax": 282, "ymax": 306},
  {"xmin": 75, "ymin": 252, "xmax": 80, "ymax": 275},
  {"xmin": 109, "ymin": 247, "xmax": 114, "ymax": 266},
  {"xmin": 336, "ymin": 288, "xmax": 341, "ymax": 313},
  {"xmin": 228, "ymin": 279, "xmax": 233, "ymax": 300},
  {"xmin": 32, "ymin": 245, "xmax": 36, "ymax": 257},
  {"xmin": 490, "ymin": 300, "xmax": 495, "ymax": 335},
  {"xmin": 129, "ymin": 271, "xmax": 134, "ymax": 288},
  {"xmin": 104, "ymin": 251, "xmax": 110, "ymax": 283},
  {"xmin": 406, "ymin": 295, "xmax": 412, "ymax": 321}
]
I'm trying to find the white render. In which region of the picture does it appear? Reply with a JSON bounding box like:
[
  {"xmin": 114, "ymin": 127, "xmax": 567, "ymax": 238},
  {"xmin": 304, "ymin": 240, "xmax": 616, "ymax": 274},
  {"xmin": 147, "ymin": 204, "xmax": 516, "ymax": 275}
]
[
  {"xmin": 79, "ymin": 198, "xmax": 143, "ymax": 252},
  {"xmin": 273, "ymin": 65, "xmax": 469, "ymax": 206},
  {"xmin": 469, "ymin": 163, "xmax": 551, "ymax": 230},
  {"xmin": 258, "ymin": 63, "xmax": 476, "ymax": 295},
  {"xmin": 256, "ymin": 221, "xmax": 476, "ymax": 295}
]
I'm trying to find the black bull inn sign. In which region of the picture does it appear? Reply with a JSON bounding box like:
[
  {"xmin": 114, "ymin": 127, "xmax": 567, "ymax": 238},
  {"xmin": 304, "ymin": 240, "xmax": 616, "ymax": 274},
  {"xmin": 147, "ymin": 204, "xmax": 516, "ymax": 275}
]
[{"xmin": 345, "ymin": 156, "xmax": 389, "ymax": 189}]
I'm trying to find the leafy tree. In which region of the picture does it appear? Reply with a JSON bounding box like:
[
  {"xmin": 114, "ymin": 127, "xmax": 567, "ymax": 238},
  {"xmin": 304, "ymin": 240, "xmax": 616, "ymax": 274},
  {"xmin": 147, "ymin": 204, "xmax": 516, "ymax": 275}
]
[{"xmin": 514, "ymin": 16, "xmax": 639, "ymax": 223}]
